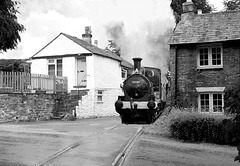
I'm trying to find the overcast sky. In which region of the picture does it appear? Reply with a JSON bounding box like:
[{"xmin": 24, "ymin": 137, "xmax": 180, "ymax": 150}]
[{"xmin": 2, "ymin": 0, "xmax": 224, "ymax": 68}]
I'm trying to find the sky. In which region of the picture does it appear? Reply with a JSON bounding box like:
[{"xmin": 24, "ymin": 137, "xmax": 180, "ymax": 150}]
[{"xmin": 1, "ymin": 0, "xmax": 224, "ymax": 73}]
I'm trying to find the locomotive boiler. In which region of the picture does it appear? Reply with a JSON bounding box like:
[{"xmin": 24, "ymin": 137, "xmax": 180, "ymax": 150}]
[{"xmin": 115, "ymin": 58, "xmax": 164, "ymax": 124}]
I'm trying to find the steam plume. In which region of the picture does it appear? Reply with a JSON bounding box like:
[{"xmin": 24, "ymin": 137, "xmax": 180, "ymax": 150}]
[{"xmin": 105, "ymin": 20, "xmax": 173, "ymax": 82}]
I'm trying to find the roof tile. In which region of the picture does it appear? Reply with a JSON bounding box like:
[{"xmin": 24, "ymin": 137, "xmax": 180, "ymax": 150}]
[{"xmin": 168, "ymin": 10, "xmax": 240, "ymax": 45}]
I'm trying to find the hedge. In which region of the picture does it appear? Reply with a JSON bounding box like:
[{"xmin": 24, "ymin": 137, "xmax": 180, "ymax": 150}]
[{"xmin": 169, "ymin": 111, "xmax": 236, "ymax": 145}]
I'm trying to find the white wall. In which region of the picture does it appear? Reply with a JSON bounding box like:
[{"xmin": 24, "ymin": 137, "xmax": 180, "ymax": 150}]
[
  {"xmin": 86, "ymin": 56, "xmax": 94, "ymax": 89},
  {"xmin": 75, "ymin": 55, "xmax": 124, "ymax": 118},
  {"xmin": 34, "ymin": 34, "xmax": 90, "ymax": 58},
  {"xmin": 30, "ymin": 59, "xmax": 47, "ymax": 75},
  {"xmin": 76, "ymin": 89, "xmax": 123, "ymax": 118},
  {"xmin": 93, "ymin": 55, "xmax": 122, "ymax": 89}
]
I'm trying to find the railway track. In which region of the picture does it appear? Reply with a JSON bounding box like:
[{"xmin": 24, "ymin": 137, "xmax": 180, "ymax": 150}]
[
  {"xmin": 35, "ymin": 124, "xmax": 143, "ymax": 166},
  {"xmin": 112, "ymin": 126, "xmax": 143, "ymax": 166},
  {"xmin": 35, "ymin": 125, "xmax": 120, "ymax": 166}
]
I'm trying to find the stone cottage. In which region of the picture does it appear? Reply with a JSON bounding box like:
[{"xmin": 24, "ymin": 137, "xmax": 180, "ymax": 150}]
[{"xmin": 168, "ymin": 0, "xmax": 240, "ymax": 113}]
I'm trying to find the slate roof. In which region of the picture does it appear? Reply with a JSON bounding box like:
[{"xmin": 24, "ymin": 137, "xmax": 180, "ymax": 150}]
[
  {"xmin": 168, "ymin": 10, "xmax": 240, "ymax": 45},
  {"xmin": 120, "ymin": 57, "xmax": 133, "ymax": 69},
  {"xmin": 32, "ymin": 32, "xmax": 134, "ymax": 67},
  {"xmin": 61, "ymin": 33, "xmax": 122, "ymax": 61},
  {"xmin": 32, "ymin": 33, "xmax": 122, "ymax": 62}
]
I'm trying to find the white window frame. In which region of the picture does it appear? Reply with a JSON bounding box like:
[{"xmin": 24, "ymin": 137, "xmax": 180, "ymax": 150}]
[
  {"xmin": 96, "ymin": 90, "xmax": 103, "ymax": 103},
  {"xmin": 47, "ymin": 59, "xmax": 62, "ymax": 77},
  {"xmin": 196, "ymin": 87, "xmax": 225, "ymax": 114},
  {"xmin": 197, "ymin": 44, "xmax": 223, "ymax": 69}
]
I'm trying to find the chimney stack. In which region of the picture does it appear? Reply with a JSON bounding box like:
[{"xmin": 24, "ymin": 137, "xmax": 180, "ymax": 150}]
[
  {"xmin": 82, "ymin": 26, "xmax": 92, "ymax": 44},
  {"xmin": 94, "ymin": 40, "xmax": 98, "ymax": 47},
  {"xmin": 182, "ymin": 0, "xmax": 195, "ymax": 14},
  {"xmin": 132, "ymin": 58, "xmax": 142, "ymax": 73}
]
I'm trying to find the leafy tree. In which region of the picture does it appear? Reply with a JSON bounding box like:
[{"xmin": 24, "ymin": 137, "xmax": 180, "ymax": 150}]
[
  {"xmin": 170, "ymin": 0, "xmax": 213, "ymax": 24},
  {"xmin": 0, "ymin": 0, "xmax": 25, "ymax": 52},
  {"xmin": 224, "ymin": 0, "xmax": 240, "ymax": 10}
]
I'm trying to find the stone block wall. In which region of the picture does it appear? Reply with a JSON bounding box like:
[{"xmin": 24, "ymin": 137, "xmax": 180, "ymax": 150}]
[
  {"xmin": 168, "ymin": 40, "xmax": 240, "ymax": 107},
  {"xmin": 0, "ymin": 93, "xmax": 55, "ymax": 122},
  {"xmin": 76, "ymin": 89, "xmax": 123, "ymax": 118}
]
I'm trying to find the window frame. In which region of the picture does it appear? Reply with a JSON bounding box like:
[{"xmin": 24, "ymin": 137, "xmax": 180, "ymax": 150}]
[
  {"xmin": 121, "ymin": 68, "xmax": 127, "ymax": 80},
  {"xmin": 96, "ymin": 90, "xmax": 103, "ymax": 103},
  {"xmin": 47, "ymin": 58, "xmax": 63, "ymax": 77},
  {"xmin": 197, "ymin": 44, "xmax": 223, "ymax": 69},
  {"xmin": 197, "ymin": 87, "xmax": 225, "ymax": 114}
]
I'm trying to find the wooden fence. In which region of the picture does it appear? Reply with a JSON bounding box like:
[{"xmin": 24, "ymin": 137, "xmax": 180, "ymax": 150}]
[{"xmin": 0, "ymin": 71, "xmax": 68, "ymax": 93}]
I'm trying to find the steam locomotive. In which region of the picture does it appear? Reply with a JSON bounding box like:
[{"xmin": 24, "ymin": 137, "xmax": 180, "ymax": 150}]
[{"xmin": 115, "ymin": 58, "xmax": 165, "ymax": 124}]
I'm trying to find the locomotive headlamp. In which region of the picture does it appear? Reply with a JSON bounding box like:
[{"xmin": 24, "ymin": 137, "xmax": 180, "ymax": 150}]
[
  {"xmin": 147, "ymin": 100, "xmax": 156, "ymax": 109},
  {"xmin": 115, "ymin": 100, "xmax": 123, "ymax": 109}
]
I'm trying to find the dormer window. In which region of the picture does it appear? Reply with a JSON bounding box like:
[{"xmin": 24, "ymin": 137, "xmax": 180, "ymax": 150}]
[{"xmin": 197, "ymin": 44, "xmax": 223, "ymax": 69}]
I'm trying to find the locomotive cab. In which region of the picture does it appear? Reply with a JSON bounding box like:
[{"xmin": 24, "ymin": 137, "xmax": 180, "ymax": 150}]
[{"xmin": 115, "ymin": 58, "xmax": 163, "ymax": 124}]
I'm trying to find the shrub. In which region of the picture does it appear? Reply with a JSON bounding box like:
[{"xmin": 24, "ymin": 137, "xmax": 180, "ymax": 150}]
[{"xmin": 169, "ymin": 110, "xmax": 233, "ymax": 145}]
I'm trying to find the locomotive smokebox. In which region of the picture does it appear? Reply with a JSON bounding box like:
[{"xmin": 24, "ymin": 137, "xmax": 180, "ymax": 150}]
[{"xmin": 132, "ymin": 57, "xmax": 142, "ymax": 72}]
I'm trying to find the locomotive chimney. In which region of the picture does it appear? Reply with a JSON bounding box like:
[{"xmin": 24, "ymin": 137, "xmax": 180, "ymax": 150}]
[{"xmin": 132, "ymin": 57, "xmax": 142, "ymax": 72}]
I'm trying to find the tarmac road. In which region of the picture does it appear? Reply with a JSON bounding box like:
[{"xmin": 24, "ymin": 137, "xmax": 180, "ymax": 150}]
[
  {"xmin": 0, "ymin": 116, "xmax": 238, "ymax": 166},
  {"xmin": 0, "ymin": 117, "xmax": 141, "ymax": 166}
]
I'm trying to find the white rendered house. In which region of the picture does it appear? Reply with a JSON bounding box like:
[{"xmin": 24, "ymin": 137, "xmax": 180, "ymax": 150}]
[{"xmin": 30, "ymin": 27, "xmax": 132, "ymax": 118}]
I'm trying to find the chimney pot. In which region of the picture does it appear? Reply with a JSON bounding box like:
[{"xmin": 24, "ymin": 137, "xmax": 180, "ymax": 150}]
[
  {"xmin": 197, "ymin": 9, "xmax": 202, "ymax": 14},
  {"xmin": 94, "ymin": 40, "xmax": 98, "ymax": 47},
  {"xmin": 82, "ymin": 26, "xmax": 92, "ymax": 44}
]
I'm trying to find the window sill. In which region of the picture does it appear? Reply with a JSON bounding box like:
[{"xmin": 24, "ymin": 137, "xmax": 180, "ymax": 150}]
[
  {"xmin": 199, "ymin": 110, "xmax": 224, "ymax": 114},
  {"xmin": 95, "ymin": 101, "xmax": 103, "ymax": 104},
  {"xmin": 197, "ymin": 66, "xmax": 223, "ymax": 70}
]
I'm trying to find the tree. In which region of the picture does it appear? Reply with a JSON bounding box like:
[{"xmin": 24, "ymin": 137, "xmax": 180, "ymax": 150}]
[
  {"xmin": 170, "ymin": 0, "xmax": 213, "ymax": 24},
  {"xmin": 105, "ymin": 40, "xmax": 121, "ymax": 56},
  {"xmin": 224, "ymin": 88, "xmax": 240, "ymax": 163},
  {"xmin": 0, "ymin": 0, "xmax": 25, "ymax": 52},
  {"xmin": 224, "ymin": 0, "xmax": 240, "ymax": 10}
]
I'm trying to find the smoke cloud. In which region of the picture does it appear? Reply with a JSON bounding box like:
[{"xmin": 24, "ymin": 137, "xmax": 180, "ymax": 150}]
[{"xmin": 105, "ymin": 20, "xmax": 173, "ymax": 82}]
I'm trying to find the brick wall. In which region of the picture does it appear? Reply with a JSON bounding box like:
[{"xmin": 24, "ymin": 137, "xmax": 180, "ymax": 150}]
[
  {"xmin": 76, "ymin": 89, "xmax": 122, "ymax": 118},
  {"xmin": 168, "ymin": 40, "xmax": 240, "ymax": 107}
]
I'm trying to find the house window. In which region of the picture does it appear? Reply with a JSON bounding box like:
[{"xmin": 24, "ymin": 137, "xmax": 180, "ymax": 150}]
[
  {"xmin": 97, "ymin": 90, "xmax": 103, "ymax": 103},
  {"xmin": 48, "ymin": 59, "xmax": 62, "ymax": 77},
  {"xmin": 122, "ymin": 69, "xmax": 127, "ymax": 79},
  {"xmin": 197, "ymin": 87, "xmax": 225, "ymax": 113},
  {"xmin": 200, "ymin": 94, "xmax": 209, "ymax": 112},
  {"xmin": 197, "ymin": 44, "xmax": 223, "ymax": 69}
]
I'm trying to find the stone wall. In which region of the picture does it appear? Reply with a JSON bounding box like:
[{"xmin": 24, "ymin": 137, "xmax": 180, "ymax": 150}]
[
  {"xmin": 0, "ymin": 92, "xmax": 82, "ymax": 122},
  {"xmin": 0, "ymin": 93, "xmax": 55, "ymax": 122},
  {"xmin": 168, "ymin": 40, "xmax": 240, "ymax": 107},
  {"xmin": 76, "ymin": 89, "xmax": 123, "ymax": 118}
]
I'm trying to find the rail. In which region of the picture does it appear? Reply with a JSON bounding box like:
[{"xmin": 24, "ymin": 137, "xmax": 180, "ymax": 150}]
[{"xmin": 0, "ymin": 71, "xmax": 68, "ymax": 93}]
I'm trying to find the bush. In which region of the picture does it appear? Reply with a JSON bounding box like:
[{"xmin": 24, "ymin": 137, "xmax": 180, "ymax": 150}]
[{"xmin": 169, "ymin": 110, "xmax": 234, "ymax": 145}]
